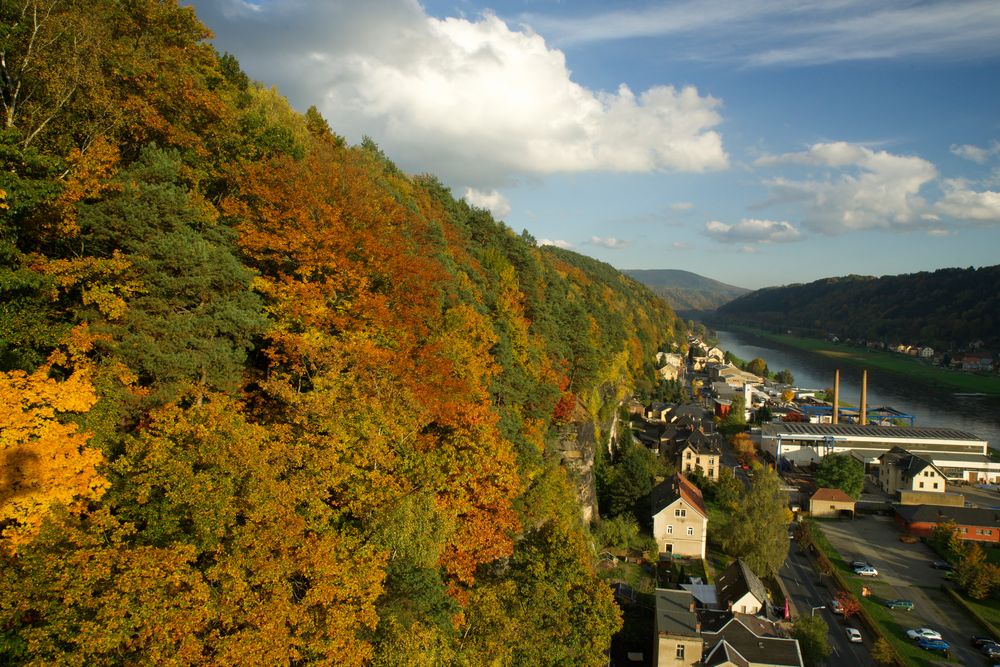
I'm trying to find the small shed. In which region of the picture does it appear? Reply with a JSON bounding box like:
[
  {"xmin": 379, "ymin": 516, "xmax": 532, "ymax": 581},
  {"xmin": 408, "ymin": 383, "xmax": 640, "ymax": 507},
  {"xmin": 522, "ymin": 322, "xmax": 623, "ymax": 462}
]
[{"xmin": 809, "ymin": 487, "xmax": 856, "ymax": 518}]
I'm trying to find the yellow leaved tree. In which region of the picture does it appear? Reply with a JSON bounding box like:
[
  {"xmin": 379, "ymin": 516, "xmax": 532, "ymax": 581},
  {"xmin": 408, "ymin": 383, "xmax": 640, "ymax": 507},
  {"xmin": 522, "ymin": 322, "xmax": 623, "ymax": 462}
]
[{"xmin": 0, "ymin": 326, "xmax": 107, "ymax": 552}]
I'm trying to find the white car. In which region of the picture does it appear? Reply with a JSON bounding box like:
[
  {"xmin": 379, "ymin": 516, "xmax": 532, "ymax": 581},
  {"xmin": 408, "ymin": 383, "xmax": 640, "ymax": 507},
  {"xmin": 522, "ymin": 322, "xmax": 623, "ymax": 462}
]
[
  {"xmin": 845, "ymin": 627, "xmax": 863, "ymax": 643},
  {"xmin": 853, "ymin": 565, "xmax": 878, "ymax": 576},
  {"xmin": 830, "ymin": 599, "xmax": 843, "ymax": 615},
  {"xmin": 906, "ymin": 628, "xmax": 942, "ymax": 641}
]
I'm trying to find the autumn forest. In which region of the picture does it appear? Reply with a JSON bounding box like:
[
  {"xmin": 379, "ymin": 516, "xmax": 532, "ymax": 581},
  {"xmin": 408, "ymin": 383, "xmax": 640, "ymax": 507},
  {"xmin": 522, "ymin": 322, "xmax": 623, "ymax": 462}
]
[{"xmin": 0, "ymin": 2, "xmax": 682, "ymax": 664}]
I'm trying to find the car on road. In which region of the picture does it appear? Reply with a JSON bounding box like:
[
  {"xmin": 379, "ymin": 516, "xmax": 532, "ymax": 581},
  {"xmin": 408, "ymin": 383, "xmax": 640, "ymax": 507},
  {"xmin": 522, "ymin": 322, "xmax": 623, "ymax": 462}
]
[
  {"xmin": 850, "ymin": 560, "xmax": 870, "ymax": 569},
  {"xmin": 981, "ymin": 642, "xmax": 1000, "ymax": 658},
  {"xmin": 930, "ymin": 560, "xmax": 953, "ymax": 571},
  {"xmin": 907, "ymin": 628, "xmax": 943, "ymax": 641},
  {"xmin": 853, "ymin": 565, "xmax": 878, "ymax": 576},
  {"xmin": 972, "ymin": 635, "xmax": 997, "ymax": 648},
  {"xmin": 830, "ymin": 599, "xmax": 843, "ymax": 614},
  {"xmin": 885, "ymin": 599, "xmax": 914, "ymax": 611},
  {"xmin": 845, "ymin": 627, "xmax": 863, "ymax": 643},
  {"xmin": 917, "ymin": 638, "xmax": 950, "ymax": 653}
]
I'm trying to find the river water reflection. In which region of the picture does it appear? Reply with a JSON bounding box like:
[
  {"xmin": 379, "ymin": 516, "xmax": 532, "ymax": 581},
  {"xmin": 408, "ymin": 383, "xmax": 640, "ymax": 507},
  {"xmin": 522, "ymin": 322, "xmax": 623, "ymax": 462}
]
[{"xmin": 715, "ymin": 329, "xmax": 1000, "ymax": 449}]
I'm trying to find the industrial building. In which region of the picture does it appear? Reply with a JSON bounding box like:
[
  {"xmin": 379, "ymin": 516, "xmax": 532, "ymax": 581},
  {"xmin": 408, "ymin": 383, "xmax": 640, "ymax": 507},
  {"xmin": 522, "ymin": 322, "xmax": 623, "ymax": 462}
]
[{"xmin": 760, "ymin": 421, "xmax": 988, "ymax": 468}]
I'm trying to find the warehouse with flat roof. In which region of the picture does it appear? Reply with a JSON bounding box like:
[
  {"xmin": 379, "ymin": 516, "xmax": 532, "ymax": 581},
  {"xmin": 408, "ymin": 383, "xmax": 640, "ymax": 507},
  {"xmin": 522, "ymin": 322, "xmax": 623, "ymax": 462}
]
[{"xmin": 760, "ymin": 422, "xmax": 988, "ymax": 468}]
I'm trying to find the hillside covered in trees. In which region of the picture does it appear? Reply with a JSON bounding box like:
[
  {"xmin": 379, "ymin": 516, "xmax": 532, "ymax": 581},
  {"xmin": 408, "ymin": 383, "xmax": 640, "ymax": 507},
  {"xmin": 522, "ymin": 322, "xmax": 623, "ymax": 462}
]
[
  {"xmin": 714, "ymin": 266, "xmax": 1000, "ymax": 350},
  {"xmin": 624, "ymin": 268, "xmax": 748, "ymax": 313},
  {"xmin": 0, "ymin": 2, "xmax": 682, "ymax": 664}
]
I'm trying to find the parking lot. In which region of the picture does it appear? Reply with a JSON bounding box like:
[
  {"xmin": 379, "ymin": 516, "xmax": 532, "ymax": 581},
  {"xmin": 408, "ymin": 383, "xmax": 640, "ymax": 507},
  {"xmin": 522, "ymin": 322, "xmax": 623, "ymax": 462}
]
[{"xmin": 819, "ymin": 516, "xmax": 987, "ymax": 666}]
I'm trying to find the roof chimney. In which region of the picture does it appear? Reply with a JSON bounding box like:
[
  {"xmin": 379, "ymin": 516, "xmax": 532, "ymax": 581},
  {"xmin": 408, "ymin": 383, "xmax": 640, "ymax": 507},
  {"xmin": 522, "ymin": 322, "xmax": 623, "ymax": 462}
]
[
  {"xmin": 832, "ymin": 369, "xmax": 840, "ymax": 425},
  {"xmin": 859, "ymin": 369, "xmax": 868, "ymax": 426}
]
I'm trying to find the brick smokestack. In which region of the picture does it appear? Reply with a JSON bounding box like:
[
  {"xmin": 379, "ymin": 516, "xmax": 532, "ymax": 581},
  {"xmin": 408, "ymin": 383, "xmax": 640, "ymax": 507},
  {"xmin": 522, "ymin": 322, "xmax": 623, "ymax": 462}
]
[
  {"xmin": 832, "ymin": 369, "xmax": 840, "ymax": 425},
  {"xmin": 859, "ymin": 369, "xmax": 868, "ymax": 425}
]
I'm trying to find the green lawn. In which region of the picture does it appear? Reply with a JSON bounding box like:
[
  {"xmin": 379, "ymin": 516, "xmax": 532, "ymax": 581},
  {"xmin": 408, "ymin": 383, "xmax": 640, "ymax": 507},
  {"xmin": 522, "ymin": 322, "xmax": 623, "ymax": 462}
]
[
  {"xmin": 959, "ymin": 592, "xmax": 1000, "ymax": 632},
  {"xmin": 729, "ymin": 326, "xmax": 1000, "ymax": 395}
]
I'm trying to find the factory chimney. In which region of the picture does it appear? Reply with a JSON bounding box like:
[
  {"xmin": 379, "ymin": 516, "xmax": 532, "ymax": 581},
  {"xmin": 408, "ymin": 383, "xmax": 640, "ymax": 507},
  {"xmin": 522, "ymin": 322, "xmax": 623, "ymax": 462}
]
[
  {"xmin": 832, "ymin": 369, "xmax": 840, "ymax": 425},
  {"xmin": 859, "ymin": 369, "xmax": 868, "ymax": 425}
]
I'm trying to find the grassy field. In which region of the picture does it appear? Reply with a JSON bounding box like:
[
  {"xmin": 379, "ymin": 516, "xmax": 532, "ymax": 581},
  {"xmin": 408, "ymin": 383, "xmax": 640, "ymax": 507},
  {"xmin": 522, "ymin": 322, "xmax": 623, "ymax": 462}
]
[{"xmin": 731, "ymin": 326, "xmax": 1000, "ymax": 395}]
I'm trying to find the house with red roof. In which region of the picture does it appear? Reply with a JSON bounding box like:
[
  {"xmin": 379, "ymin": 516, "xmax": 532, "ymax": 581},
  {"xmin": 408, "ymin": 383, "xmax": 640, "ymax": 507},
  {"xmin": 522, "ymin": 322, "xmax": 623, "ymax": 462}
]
[
  {"xmin": 652, "ymin": 475, "xmax": 708, "ymax": 558},
  {"xmin": 808, "ymin": 487, "xmax": 856, "ymax": 518}
]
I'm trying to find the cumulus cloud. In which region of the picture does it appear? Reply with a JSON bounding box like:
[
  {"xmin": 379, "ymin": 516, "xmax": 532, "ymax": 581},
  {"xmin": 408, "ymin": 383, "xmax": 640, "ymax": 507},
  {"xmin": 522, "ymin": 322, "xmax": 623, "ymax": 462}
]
[
  {"xmin": 951, "ymin": 142, "xmax": 1000, "ymax": 164},
  {"xmin": 704, "ymin": 218, "xmax": 801, "ymax": 244},
  {"xmin": 589, "ymin": 236, "xmax": 628, "ymax": 249},
  {"xmin": 463, "ymin": 188, "xmax": 511, "ymax": 218},
  {"xmin": 539, "ymin": 238, "xmax": 573, "ymax": 249},
  {"xmin": 191, "ymin": 1, "xmax": 728, "ymax": 189},
  {"xmin": 755, "ymin": 142, "xmax": 937, "ymax": 233},
  {"xmin": 935, "ymin": 180, "xmax": 1000, "ymax": 223}
]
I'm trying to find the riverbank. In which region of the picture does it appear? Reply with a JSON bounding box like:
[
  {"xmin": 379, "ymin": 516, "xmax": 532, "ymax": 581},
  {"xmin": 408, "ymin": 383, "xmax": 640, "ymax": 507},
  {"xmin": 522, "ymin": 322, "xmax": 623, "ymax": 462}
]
[{"xmin": 725, "ymin": 325, "xmax": 1000, "ymax": 395}]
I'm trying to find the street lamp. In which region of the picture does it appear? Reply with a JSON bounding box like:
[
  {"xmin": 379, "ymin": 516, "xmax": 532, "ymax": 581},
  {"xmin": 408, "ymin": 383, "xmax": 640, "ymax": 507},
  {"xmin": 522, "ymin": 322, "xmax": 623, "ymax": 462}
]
[{"xmin": 811, "ymin": 605, "xmax": 826, "ymax": 616}]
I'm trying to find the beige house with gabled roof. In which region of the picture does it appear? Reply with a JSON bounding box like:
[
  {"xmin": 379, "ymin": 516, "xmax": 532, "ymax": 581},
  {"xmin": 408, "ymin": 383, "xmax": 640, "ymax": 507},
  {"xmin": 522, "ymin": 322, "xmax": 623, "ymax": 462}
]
[{"xmin": 652, "ymin": 475, "xmax": 708, "ymax": 558}]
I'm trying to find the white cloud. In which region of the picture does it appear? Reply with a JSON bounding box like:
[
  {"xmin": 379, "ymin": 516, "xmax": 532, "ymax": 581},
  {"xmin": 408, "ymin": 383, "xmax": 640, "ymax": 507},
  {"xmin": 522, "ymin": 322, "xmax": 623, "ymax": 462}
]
[
  {"xmin": 935, "ymin": 181, "xmax": 1000, "ymax": 223},
  {"xmin": 927, "ymin": 229, "xmax": 956, "ymax": 237},
  {"xmin": 525, "ymin": 0, "xmax": 1000, "ymax": 67},
  {"xmin": 539, "ymin": 238, "xmax": 573, "ymax": 249},
  {"xmin": 589, "ymin": 236, "xmax": 628, "ymax": 249},
  {"xmin": 191, "ymin": 1, "xmax": 728, "ymax": 189},
  {"xmin": 671, "ymin": 241, "xmax": 690, "ymax": 250},
  {"xmin": 463, "ymin": 187, "xmax": 511, "ymax": 218},
  {"xmin": 671, "ymin": 202, "xmax": 694, "ymax": 211},
  {"xmin": 950, "ymin": 142, "xmax": 1000, "ymax": 164},
  {"xmin": 756, "ymin": 142, "xmax": 937, "ymax": 233},
  {"xmin": 704, "ymin": 218, "xmax": 801, "ymax": 244}
]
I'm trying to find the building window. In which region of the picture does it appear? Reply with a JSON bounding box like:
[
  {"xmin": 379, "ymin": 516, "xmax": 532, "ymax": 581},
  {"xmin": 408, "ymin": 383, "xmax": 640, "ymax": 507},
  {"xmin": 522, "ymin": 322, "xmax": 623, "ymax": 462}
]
[
  {"xmin": 709, "ymin": 457, "xmax": 715, "ymax": 464},
  {"xmin": 986, "ymin": 530, "xmax": 993, "ymax": 535},
  {"xmin": 708, "ymin": 469, "xmax": 714, "ymax": 477},
  {"xmin": 961, "ymin": 527, "xmax": 968, "ymax": 533},
  {"xmin": 686, "ymin": 452, "xmax": 693, "ymax": 459},
  {"xmin": 687, "ymin": 527, "xmax": 694, "ymax": 536},
  {"xmin": 933, "ymin": 482, "xmax": 939, "ymax": 489},
  {"xmin": 919, "ymin": 482, "xmax": 924, "ymax": 489},
  {"xmin": 667, "ymin": 525, "xmax": 673, "ymax": 534},
  {"xmin": 675, "ymin": 508, "xmax": 686, "ymax": 518},
  {"xmin": 676, "ymin": 645, "xmax": 685, "ymax": 659}
]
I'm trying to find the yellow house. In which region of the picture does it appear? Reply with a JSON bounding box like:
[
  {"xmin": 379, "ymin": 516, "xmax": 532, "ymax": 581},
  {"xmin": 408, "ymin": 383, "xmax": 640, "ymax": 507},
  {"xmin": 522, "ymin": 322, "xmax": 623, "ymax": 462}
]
[
  {"xmin": 808, "ymin": 488, "xmax": 856, "ymax": 518},
  {"xmin": 652, "ymin": 475, "xmax": 708, "ymax": 559}
]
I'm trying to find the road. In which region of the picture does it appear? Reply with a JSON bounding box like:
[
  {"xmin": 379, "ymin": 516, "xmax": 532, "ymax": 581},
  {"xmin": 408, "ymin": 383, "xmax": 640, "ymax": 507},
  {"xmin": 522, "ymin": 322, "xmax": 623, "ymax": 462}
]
[
  {"xmin": 779, "ymin": 539, "xmax": 877, "ymax": 666},
  {"xmin": 819, "ymin": 516, "xmax": 984, "ymax": 666}
]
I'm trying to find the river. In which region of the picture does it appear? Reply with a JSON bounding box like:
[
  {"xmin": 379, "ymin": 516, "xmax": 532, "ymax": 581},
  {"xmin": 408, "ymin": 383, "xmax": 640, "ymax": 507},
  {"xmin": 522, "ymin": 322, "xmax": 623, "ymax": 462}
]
[{"xmin": 715, "ymin": 329, "xmax": 1000, "ymax": 449}]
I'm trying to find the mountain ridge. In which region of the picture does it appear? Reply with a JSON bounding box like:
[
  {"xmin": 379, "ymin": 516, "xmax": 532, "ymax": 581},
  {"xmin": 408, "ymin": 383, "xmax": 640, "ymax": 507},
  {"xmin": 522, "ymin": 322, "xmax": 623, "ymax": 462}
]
[{"xmin": 624, "ymin": 269, "xmax": 749, "ymax": 312}]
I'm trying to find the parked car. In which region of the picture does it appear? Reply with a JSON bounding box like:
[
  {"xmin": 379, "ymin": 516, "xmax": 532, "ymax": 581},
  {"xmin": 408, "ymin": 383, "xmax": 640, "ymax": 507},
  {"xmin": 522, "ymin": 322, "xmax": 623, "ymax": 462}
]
[
  {"xmin": 907, "ymin": 628, "xmax": 943, "ymax": 641},
  {"xmin": 885, "ymin": 599, "xmax": 914, "ymax": 611},
  {"xmin": 845, "ymin": 627, "xmax": 863, "ymax": 643},
  {"xmin": 982, "ymin": 642, "xmax": 1000, "ymax": 659},
  {"xmin": 972, "ymin": 635, "xmax": 997, "ymax": 648},
  {"xmin": 853, "ymin": 565, "xmax": 878, "ymax": 576},
  {"xmin": 850, "ymin": 560, "xmax": 870, "ymax": 569},
  {"xmin": 930, "ymin": 560, "xmax": 953, "ymax": 571},
  {"xmin": 830, "ymin": 599, "xmax": 843, "ymax": 615},
  {"xmin": 917, "ymin": 638, "xmax": 950, "ymax": 653}
]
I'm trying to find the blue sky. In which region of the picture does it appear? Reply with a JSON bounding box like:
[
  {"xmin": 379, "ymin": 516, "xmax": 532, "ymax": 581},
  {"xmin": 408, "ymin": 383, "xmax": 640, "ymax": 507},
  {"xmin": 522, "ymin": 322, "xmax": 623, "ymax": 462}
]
[{"xmin": 189, "ymin": 0, "xmax": 1000, "ymax": 289}]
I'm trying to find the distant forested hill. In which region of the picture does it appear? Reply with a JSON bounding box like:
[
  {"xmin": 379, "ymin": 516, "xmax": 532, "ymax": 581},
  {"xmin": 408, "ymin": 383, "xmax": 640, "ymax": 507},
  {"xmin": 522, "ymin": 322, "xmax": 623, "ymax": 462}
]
[
  {"xmin": 714, "ymin": 266, "xmax": 1000, "ymax": 349},
  {"xmin": 0, "ymin": 2, "xmax": 682, "ymax": 664},
  {"xmin": 625, "ymin": 269, "xmax": 749, "ymax": 312}
]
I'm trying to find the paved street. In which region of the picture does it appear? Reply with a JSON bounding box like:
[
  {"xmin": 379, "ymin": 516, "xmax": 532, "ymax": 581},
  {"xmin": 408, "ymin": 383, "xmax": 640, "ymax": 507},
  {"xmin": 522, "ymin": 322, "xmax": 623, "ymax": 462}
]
[
  {"xmin": 779, "ymin": 539, "xmax": 877, "ymax": 666},
  {"xmin": 819, "ymin": 516, "xmax": 985, "ymax": 666}
]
